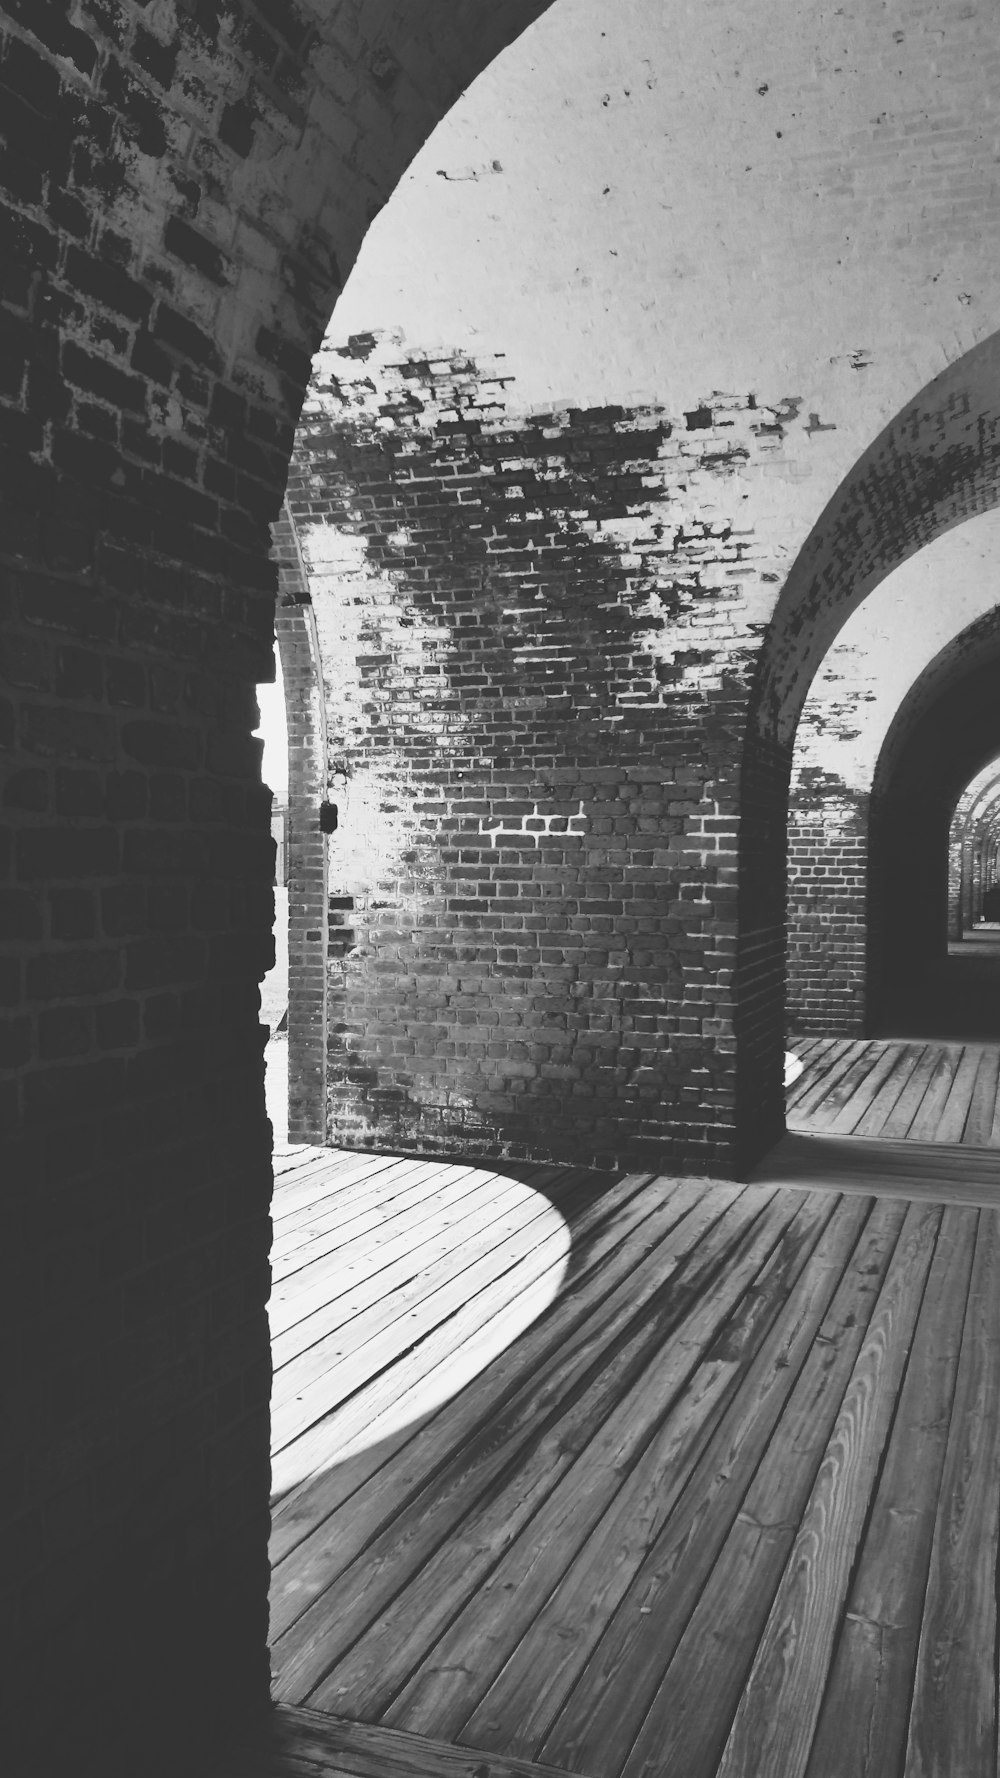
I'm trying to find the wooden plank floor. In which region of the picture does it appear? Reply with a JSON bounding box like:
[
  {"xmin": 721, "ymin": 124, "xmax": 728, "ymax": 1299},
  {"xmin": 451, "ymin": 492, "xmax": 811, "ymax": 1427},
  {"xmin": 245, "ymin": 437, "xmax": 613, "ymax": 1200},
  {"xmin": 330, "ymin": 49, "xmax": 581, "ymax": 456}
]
[
  {"xmin": 786, "ymin": 1035, "xmax": 1000, "ymax": 1145},
  {"xmin": 246, "ymin": 1135, "xmax": 1000, "ymax": 1777}
]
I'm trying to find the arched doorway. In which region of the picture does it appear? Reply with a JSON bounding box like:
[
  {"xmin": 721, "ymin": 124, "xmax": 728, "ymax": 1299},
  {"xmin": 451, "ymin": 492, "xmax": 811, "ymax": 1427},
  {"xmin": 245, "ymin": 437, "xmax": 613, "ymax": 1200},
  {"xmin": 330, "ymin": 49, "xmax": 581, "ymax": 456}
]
[
  {"xmin": 3, "ymin": 5, "xmax": 557, "ymax": 1768},
  {"xmin": 741, "ymin": 330, "xmax": 1000, "ymax": 1165},
  {"xmin": 868, "ymin": 649, "xmax": 1000, "ymax": 1038}
]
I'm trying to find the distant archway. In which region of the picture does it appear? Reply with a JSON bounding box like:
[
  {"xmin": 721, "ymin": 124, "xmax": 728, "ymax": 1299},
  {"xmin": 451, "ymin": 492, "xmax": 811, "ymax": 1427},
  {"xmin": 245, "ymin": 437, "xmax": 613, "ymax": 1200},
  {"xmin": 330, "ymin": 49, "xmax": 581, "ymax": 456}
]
[
  {"xmin": 740, "ymin": 331, "xmax": 1000, "ymax": 1162},
  {"xmin": 868, "ymin": 655, "xmax": 1000, "ymax": 1036},
  {"xmin": 949, "ymin": 759, "xmax": 1000, "ymax": 937}
]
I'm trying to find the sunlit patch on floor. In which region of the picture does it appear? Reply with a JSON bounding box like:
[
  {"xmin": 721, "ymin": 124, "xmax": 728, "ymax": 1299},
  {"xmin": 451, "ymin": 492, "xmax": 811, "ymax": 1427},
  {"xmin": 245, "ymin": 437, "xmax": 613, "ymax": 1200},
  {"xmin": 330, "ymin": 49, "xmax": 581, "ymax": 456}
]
[{"xmin": 268, "ymin": 1154, "xmax": 571, "ymax": 1500}]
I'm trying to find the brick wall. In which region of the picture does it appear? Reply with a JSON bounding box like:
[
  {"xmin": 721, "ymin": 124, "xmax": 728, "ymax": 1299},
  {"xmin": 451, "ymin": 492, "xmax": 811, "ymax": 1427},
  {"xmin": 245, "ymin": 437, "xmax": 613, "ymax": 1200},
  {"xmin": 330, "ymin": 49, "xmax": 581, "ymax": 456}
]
[
  {"xmin": 283, "ymin": 342, "xmax": 796, "ymax": 1173},
  {"xmin": 786, "ymin": 793, "xmax": 868, "ymax": 1037},
  {"xmin": 745, "ymin": 337, "xmax": 1000, "ymax": 1082},
  {"xmin": 5, "ymin": 0, "xmax": 1000, "ymax": 1754},
  {"xmin": 868, "ymin": 656, "xmax": 1000, "ymax": 1027},
  {"xmin": 735, "ymin": 727, "xmax": 792, "ymax": 1167},
  {"xmin": 0, "ymin": 2, "xmax": 552, "ymax": 1765},
  {"xmin": 784, "ymin": 602, "xmax": 1000, "ymax": 1040},
  {"xmin": 949, "ymin": 768, "xmax": 1000, "ymax": 935},
  {"xmin": 271, "ymin": 504, "xmax": 329, "ymax": 1142}
]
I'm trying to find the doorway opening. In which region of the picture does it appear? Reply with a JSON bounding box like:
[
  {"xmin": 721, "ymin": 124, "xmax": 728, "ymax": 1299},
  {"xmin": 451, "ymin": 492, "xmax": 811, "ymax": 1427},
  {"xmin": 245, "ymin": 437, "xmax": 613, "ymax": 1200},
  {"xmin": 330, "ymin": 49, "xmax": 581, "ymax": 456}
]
[{"xmin": 742, "ymin": 346, "xmax": 1000, "ymax": 1157}]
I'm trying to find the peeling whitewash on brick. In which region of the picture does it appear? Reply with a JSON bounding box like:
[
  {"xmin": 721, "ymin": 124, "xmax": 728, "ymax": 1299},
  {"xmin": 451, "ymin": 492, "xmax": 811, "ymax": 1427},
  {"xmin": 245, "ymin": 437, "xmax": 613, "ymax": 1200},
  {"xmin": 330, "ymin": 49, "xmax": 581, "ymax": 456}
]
[
  {"xmin": 284, "ymin": 282, "xmax": 1000, "ymax": 1159},
  {"xmin": 280, "ymin": 338, "xmax": 849, "ymax": 1169}
]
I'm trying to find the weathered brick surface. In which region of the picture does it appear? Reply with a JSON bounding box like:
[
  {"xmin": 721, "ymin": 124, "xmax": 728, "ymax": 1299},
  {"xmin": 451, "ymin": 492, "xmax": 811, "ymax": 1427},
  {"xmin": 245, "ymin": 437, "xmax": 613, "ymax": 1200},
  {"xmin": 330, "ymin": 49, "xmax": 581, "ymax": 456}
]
[
  {"xmin": 951, "ymin": 765, "xmax": 1000, "ymax": 934},
  {"xmin": 4, "ymin": 0, "xmax": 1000, "ymax": 1762},
  {"xmin": 271, "ymin": 502, "xmax": 329, "ymax": 1142},
  {"xmin": 786, "ymin": 787, "xmax": 868, "ymax": 1038},
  {"xmin": 745, "ymin": 338, "xmax": 1000, "ymax": 1077},
  {"xmin": 869, "ymin": 652, "xmax": 1000, "ymax": 1028},
  {"xmin": 282, "ymin": 341, "xmax": 802, "ymax": 1172},
  {"xmin": 0, "ymin": 1, "xmax": 552, "ymax": 1765},
  {"xmin": 785, "ymin": 582, "xmax": 1000, "ymax": 1036}
]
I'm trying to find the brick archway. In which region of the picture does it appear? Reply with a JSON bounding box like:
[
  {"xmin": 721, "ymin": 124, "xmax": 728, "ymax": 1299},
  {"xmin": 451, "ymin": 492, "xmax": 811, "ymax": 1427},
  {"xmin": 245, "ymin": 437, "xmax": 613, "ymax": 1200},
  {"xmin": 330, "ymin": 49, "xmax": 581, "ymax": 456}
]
[
  {"xmin": 9, "ymin": 2, "xmax": 1000, "ymax": 1763},
  {"xmin": 868, "ymin": 648, "xmax": 1000, "ymax": 1033},
  {"xmin": 740, "ymin": 331, "xmax": 1000, "ymax": 1165},
  {"xmin": 787, "ymin": 602, "xmax": 1000, "ymax": 1041},
  {"xmin": 951, "ymin": 763, "xmax": 1000, "ymax": 936},
  {"xmin": 1, "ymin": 3, "xmax": 554, "ymax": 1764}
]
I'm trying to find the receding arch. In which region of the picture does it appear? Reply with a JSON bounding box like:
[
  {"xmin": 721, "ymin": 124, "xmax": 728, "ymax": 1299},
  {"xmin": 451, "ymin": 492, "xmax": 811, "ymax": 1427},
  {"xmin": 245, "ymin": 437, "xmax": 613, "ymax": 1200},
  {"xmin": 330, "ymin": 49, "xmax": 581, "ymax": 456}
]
[
  {"xmin": 868, "ymin": 645, "xmax": 1000, "ymax": 1035},
  {"xmin": 739, "ymin": 333, "xmax": 1000, "ymax": 1162},
  {"xmin": 950, "ymin": 759, "xmax": 1000, "ymax": 936},
  {"xmin": 785, "ymin": 518, "xmax": 1000, "ymax": 1039}
]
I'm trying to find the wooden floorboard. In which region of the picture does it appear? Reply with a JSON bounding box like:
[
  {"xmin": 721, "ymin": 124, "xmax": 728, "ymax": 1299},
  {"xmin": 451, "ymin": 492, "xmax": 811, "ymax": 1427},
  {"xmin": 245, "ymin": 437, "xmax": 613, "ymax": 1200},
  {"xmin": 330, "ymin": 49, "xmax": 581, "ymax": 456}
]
[
  {"xmin": 268, "ymin": 1167, "xmax": 663, "ymax": 1582},
  {"xmin": 265, "ymin": 1134, "xmax": 1000, "ymax": 1778},
  {"xmin": 803, "ymin": 1202, "xmax": 977, "ymax": 1776},
  {"xmin": 712, "ymin": 1199, "xmax": 940, "ymax": 1778},
  {"xmin": 902, "ymin": 1210, "xmax": 1000, "ymax": 1775},
  {"xmin": 851, "ymin": 1043, "xmax": 923, "ymax": 1137},
  {"xmin": 754, "ymin": 1130, "xmax": 1000, "ymax": 1206},
  {"xmin": 271, "ymin": 1182, "xmax": 757, "ymax": 1702},
  {"xmin": 788, "ymin": 1038, "xmax": 1000, "ymax": 1146},
  {"xmin": 221, "ymin": 1706, "xmax": 590, "ymax": 1778}
]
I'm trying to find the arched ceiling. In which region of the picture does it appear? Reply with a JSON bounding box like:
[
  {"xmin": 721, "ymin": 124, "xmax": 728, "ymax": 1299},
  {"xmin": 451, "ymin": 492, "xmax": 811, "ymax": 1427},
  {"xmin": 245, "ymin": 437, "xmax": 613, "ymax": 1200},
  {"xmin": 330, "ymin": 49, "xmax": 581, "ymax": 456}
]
[
  {"xmin": 317, "ymin": 0, "xmax": 1000, "ymax": 743},
  {"xmin": 332, "ymin": 0, "xmax": 1000, "ymax": 424},
  {"xmin": 954, "ymin": 758, "xmax": 1000, "ymax": 837},
  {"xmin": 793, "ymin": 508, "xmax": 1000, "ymax": 796},
  {"xmin": 874, "ymin": 641, "xmax": 1000, "ymax": 809}
]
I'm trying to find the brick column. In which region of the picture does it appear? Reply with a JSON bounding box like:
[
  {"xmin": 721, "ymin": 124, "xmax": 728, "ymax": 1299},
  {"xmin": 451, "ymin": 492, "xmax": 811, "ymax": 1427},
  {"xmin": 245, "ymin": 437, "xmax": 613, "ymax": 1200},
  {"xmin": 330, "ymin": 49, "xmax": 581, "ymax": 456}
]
[{"xmin": 272, "ymin": 503, "xmax": 329, "ymax": 1144}]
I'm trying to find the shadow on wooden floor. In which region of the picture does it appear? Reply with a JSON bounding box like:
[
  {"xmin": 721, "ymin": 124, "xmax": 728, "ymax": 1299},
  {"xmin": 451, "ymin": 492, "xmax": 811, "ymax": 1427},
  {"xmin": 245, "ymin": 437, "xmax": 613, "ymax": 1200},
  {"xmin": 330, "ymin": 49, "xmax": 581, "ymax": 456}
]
[{"xmin": 225, "ymin": 1130, "xmax": 1000, "ymax": 1777}]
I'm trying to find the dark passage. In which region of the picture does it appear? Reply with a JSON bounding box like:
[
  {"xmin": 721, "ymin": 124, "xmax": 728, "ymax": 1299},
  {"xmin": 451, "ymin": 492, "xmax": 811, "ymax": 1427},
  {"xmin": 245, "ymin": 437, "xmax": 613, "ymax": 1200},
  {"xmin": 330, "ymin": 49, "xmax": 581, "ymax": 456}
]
[{"xmin": 885, "ymin": 929, "xmax": 1000, "ymax": 1040}]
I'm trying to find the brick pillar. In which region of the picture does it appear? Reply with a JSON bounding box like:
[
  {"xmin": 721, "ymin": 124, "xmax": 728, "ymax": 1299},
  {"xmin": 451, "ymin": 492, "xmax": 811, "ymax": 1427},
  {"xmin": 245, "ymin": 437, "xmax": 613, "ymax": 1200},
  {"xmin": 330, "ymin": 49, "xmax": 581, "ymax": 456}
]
[{"xmin": 272, "ymin": 504, "xmax": 329, "ymax": 1144}]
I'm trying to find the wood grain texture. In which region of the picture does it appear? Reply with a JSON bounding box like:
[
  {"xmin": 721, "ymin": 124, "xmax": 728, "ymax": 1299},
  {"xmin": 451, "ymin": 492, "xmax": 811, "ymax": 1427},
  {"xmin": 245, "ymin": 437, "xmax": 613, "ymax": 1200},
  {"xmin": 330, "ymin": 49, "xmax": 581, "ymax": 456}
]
[
  {"xmin": 535, "ymin": 1192, "xmax": 873, "ymax": 1775},
  {"xmin": 456, "ymin": 1193, "xmax": 841, "ymax": 1760},
  {"xmin": 266, "ymin": 1141, "xmax": 1000, "ymax": 1778},
  {"xmin": 611, "ymin": 1198, "xmax": 910, "ymax": 1778},
  {"xmin": 791, "ymin": 1041, "xmax": 875, "ymax": 1126},
  {"xmin": 785, "ymin": 1038, "xmax": 842, "ymax": 1112},
  {"xmin": 222, "ymin": 1706, "xmax": 589, "ymax": 1778},
  {"xmin": 280, "ymin": 1187, "xmax": 770, "ymax": 1708},
  {"xmin": 789, "ymin": 1040, "xmax": 1000, "ymax": 1148},
  {"xmin": 903, "ymin": 1210, "xmax": 1000, "ymax": 1778},
  {"xmin": 713, "ymin": 1200, "xmax": 941, "ymax": 1778},
  {"xmin": 271, "ymin": 1183, "xmax": 748, "ymax": 1690},
  {"xmin": 877, "ymin": 1045, "xmax": 954, "ymax": 1140},
  {"xmin": 376, "ymin": 1196, "xmax": 827, "ymax": 1740},
  {"xmin": 269, "ymin": 1169, "xmax": 664, "ymax": 1578},
  {"xmin": 271, "ymin": 1174, "xmax": 557, "ymax": 1376},
  {"xmin": 755, "ymin": 1131, "xmax": 1000, "ymax": 1207},
  {"xmin": 851, "ymin": 1044, "xmax": 923, "ymax": 1136},
  {"xmin": 823, "ymin": 1043, "xmax": 909, "ymax": 1134},
  {"xmin": 804, "ymin": 1203, "xmax": 977, "ymax": 1778},
  {"xmin": 963, "ymin": 1047, "xmax": 1000, "ymax": 1147}
]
